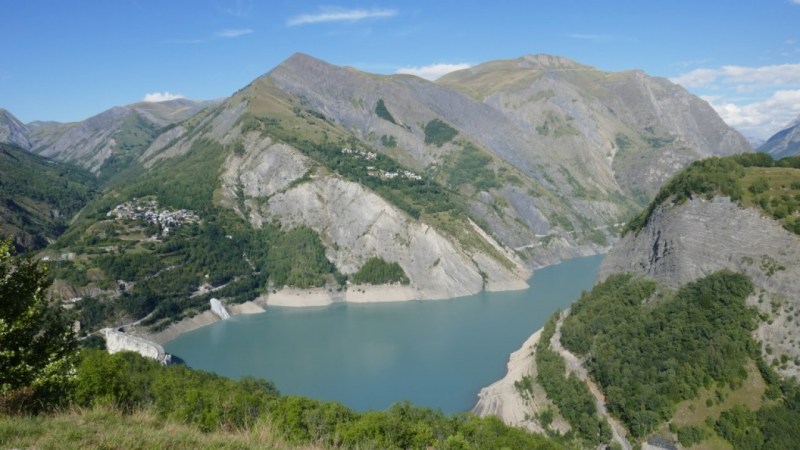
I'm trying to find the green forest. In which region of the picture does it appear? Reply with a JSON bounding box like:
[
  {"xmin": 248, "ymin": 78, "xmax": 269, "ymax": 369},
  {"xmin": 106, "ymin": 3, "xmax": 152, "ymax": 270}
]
[{"xmin": 554, "ymin": 270, "xmax": 800, "ymax": 447}]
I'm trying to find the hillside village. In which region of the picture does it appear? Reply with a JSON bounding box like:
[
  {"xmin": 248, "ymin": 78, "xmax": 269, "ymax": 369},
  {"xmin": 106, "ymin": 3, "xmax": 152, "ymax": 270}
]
[
  {"xmin": 342, "ymin": 147, "xmax": 423, "ymax": 181},
  {"xmin": 107, "ymin": 198, "xmax": 200, "ymax": 235}
]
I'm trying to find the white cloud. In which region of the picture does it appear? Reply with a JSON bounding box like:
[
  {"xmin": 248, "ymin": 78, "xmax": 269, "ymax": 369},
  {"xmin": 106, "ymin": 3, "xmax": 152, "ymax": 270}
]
[
  {"xmin": 671, "ymin": 63, "xmax": 800, "ymax": 88},
  {"xmin": 702, "ymin": 90, "xmax": 800, "ymax": 139},
  {"xmin": 214, "ymin": 28, "xmax": 253, "ymax": 38},
  {"xmin": 792, "ymin": 0, "xmax": 800, "ymax": 5},
  {"xmin": 396, "ymin": 63, "xmax": 472, "ymax": 80},
  {"xmin": 142, "ymin": 92, "xmax": 184, "ymax": 102},
  {"xmin": 287, "ymin": 8, "xmax": 397, "ymax": 26}
]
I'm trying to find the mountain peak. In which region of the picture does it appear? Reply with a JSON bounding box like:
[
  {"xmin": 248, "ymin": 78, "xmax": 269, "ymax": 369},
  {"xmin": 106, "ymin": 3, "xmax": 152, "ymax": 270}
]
[
  {"xmin": 272, "ymin": 52, "xmax": 333, "ymax": 74},
  {"xmin": 518, "ymin": 54, "xmax": 589, "ymax": 70}
]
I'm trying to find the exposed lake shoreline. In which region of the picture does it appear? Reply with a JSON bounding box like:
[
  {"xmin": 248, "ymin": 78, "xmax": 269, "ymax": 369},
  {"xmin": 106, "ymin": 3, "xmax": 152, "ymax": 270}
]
[{"xmin": 141, "ymin": 278, "xmax": 542, "ymax": 345}]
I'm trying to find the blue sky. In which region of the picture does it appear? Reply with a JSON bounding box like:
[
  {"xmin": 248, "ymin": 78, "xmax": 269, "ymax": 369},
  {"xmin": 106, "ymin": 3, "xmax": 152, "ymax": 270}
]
[{"xmin": 2, "ymin": 0, "xmax": 799, "ymax": 140}]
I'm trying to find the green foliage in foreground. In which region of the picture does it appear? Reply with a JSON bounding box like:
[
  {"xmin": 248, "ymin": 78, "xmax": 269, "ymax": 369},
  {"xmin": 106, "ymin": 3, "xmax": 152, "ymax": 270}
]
[
  {"xmin": 535, "ymin": 316, "xmax": 611, "ymax": 446},
  {"xmin": 424, "ymin": 119, "xmax": 458, "ymax": 146},
  {"xmin": 67, "ymin": 349, "xmax": 559, "ymax": 449},
  {"xmin": 0, "ymin": 405, "xmax": 289, "ymax": 450},
  {"xmin": 0, "ymin": 239, "xmax": 77, "ymax": 414},
  {"xmin": 560, "ymin": 271, "xmax": 757, "ymax": 438},
  {"xmin": 351, "ymin": 257, "xmax": 409, "ymax": 285}
]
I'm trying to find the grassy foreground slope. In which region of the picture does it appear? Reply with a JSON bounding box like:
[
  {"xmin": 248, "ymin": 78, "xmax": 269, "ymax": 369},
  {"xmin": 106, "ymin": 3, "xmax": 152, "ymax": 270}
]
[
  {"xmin": 0, "ymin": 406, "xmax": 298, "ymax": 450},
  {"xmin": 1, "ymin": 349, "xmax": 559, "ymax": 450}
]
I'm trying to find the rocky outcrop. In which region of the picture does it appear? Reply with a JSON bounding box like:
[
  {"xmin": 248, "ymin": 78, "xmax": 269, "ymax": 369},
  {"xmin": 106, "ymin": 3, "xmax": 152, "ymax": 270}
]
[
  {"xmin": 598, "ymin": 196, "xmax": 800, "ymax": 378},
  {"xmin": 102, "ymin": 328, "xmax": 171, "ymax": 364}
]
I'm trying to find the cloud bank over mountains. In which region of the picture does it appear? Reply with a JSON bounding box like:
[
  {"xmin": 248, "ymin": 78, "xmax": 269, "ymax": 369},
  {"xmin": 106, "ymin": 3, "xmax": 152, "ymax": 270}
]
[{"xmin": 672, "ymin": 63, "xmax": 800, "ymax": 140}]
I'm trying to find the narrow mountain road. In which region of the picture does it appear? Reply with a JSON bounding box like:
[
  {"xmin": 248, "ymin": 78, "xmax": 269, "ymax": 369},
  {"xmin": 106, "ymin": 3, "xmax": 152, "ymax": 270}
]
[{"xmin": 550, "ymin": 311, "xmax": 633, "ymax": 450}]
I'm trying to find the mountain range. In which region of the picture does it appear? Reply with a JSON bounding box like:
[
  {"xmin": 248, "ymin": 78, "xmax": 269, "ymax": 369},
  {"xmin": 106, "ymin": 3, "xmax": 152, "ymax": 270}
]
[{"xmin": 0, "ymin": 53, "xmax": 752, "ymax": 332}]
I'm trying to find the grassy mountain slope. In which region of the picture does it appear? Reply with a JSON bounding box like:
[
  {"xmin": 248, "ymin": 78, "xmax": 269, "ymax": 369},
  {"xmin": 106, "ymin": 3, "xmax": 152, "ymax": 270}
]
[
  {"xmin": 581, "ymin": 153, "xmax": 800, "ymax": 446},
  {"xmin": 0, "ymin": 143, "xmax": 97, "ymax": 251},
  {"xmin": 479, "ymin": 154, "xmax": 800, "ymax": 447}
]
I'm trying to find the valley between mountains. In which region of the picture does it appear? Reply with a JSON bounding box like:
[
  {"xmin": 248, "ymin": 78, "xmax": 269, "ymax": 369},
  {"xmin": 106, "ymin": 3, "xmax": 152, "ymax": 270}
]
[
  {"xmin": 0, "ymin": 53, "xmax": 751, "ymax": 337},
  {"xmin": 5, "ymin": 52, "xmax": 800, "ymax": 449}
]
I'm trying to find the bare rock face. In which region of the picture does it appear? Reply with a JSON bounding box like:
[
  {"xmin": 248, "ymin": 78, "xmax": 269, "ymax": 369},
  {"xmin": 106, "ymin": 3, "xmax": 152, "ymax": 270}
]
[
  {"xmin": 598, "ymin": 196, "xmax": 800, "ymax": 378},
  {"xmin": 216, "ymin": 128, "xmax": 529, "ymax": 299},
  {"xmin": 265, "ymin": 174, "xmax": 528, "ymax": 299}
]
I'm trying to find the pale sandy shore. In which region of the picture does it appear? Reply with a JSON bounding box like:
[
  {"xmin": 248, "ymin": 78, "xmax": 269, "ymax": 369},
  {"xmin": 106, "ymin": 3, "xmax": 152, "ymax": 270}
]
[
  {"xmin": 264, "ymin": 284, "xmax": 420, "ymax": 307},
  {"xmin": 472, "ymin": 329, "xmax": 569, "ymax": 434},
  {"xmin": 143, "ymin": 284, "xmax": 426, "ymax": 343},
  {"xmin": 141, "ymin": 301, "xmax": 265, "ymax": 345}
]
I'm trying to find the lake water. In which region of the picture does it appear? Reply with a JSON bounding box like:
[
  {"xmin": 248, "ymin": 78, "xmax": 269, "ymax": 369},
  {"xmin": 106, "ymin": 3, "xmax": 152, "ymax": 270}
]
[{"xmin": 165, "ymin": 254, "xmax": 604, "ymax": 413}]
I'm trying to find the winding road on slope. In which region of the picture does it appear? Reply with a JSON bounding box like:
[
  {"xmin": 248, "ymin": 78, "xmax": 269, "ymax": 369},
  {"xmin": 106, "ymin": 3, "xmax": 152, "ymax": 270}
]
[{"xmin": 550, "ymin": 311, "xmax": 633, "ymax": 450}]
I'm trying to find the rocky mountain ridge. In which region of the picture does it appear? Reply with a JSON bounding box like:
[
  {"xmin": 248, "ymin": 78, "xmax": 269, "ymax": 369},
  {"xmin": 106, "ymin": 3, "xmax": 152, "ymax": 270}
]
[
  {"xmin": 759, "ymin": 114, "xmax": 800, "ymax": 159},
  {"xmin": 2, "ymin": 99, "xmax": 215, "ymax": 178},
  {"xmin": 475, "ymin": 156, "xmax": 800, "ymax": 448}
]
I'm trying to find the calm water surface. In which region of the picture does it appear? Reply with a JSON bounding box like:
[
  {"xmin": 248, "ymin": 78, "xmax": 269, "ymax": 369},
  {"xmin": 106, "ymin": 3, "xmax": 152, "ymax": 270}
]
[{"xmin": 165, "ymin": 254, "xmax": 604, "ymax": 413}]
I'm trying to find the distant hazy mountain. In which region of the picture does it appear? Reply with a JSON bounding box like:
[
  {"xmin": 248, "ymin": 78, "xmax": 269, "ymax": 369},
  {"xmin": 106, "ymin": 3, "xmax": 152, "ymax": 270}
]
[
  {"xmin": 0, "ymin": 108, "xmax": 32, "ymax": 150},
  {"xmin": 759, "ymin": 114, "xmax": 800, "ymax": 159},
  {"xmin": 27, "ymin": 98, "xmax": 216, "ymax": 179}
]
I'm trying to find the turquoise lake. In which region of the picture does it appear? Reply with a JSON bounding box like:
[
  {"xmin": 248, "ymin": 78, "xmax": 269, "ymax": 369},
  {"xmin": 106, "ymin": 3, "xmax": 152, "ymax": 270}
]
[{"xmin": 165, "ymin": 254, "xmax": 604, "ymax": 413}]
